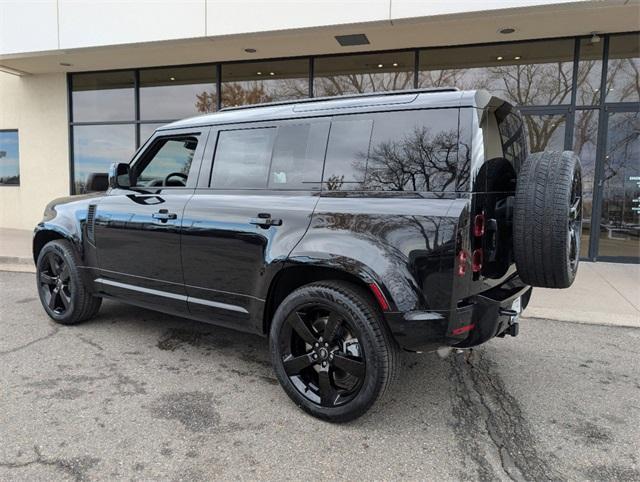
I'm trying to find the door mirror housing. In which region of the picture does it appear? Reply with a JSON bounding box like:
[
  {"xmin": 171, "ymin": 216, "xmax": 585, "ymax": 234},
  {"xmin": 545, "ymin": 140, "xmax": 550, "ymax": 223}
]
[{"xmin": 108, "ymin": 162, "xmax": 131, "ymax": 189}]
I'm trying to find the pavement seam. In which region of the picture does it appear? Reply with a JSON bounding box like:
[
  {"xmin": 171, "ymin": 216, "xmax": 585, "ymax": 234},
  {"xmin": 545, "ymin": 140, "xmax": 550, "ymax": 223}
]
[{"xmin": 589, "ymin": 264, "xmax": 640, "ymax": 314}]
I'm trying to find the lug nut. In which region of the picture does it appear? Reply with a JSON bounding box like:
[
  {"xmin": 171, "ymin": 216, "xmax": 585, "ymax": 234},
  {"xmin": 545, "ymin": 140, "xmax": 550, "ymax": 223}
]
[
  {"xmin": 312, "ymin": 353, "xmax": 318, "ymax": 359},
  {"xmin": 329, "ymin": 354, "xmax": 334, "ymax": 360},
  {"xmin": 324, "ymin": 343, "xmax": 329, "ymax": 348},
  {"xmin": 314, "ymin": 342, "xmax": 319, "ymax": 348},
  {"xmin": 322, "ymin": 361, "xmax": 327, "ymax": 367}
]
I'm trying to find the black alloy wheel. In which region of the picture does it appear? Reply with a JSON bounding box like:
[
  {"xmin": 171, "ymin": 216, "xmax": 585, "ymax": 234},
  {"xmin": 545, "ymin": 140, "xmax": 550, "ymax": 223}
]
[
  {"xmin": 270, "ymin": 281, "xmax": 399, "ymax": 422},
  {"xmin": 279, "ymin": 305, "xmax": 366, "ymax": 407},
  {"xmin": 39, "ymin": 251, "xmax": 72, "ymax": 315},
  {"xmin": 36, "ymin": 239, "xmax": 102, "ymax": 325},
  {"xmin": 568, "ymin": 168, "xmax": 582, "ymax": 272}
]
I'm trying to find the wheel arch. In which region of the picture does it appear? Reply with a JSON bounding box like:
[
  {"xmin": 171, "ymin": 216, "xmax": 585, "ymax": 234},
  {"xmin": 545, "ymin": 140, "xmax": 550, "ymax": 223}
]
[
  {"xmin": 33, "ymin": 226, "xmax": 78, "ymax": 264},
  {"xmin": 262, "ymin": 260, "xmax": 395, "ymax": 336}
]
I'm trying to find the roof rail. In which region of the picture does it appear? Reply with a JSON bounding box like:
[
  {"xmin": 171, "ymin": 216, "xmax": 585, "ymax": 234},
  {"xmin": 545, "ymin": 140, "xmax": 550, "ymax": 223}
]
[{"xmin": 220, "ymin": 87, "xmax": 459, "ymax": 112}]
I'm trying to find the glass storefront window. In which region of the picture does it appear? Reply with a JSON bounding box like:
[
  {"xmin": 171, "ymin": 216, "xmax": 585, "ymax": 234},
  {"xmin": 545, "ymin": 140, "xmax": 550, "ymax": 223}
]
[
  {"xmin": 418, "ymin": 39, "xmax": 575, "ymax": 105},
  {"xmin": 573, "ymin": 109, "xmax": 599, "ymax": 257},
  {"xmin": 0, "ymin": 130, "xmax": 20, "ymax": 185},
  {"xmin": 140, "ymin": 123, "xmax": 165, "ymax": 145},
  {"xmin": 314, "ymin": 51, "xmax": 414, "ymax": 97},
  {"xmin": 73, "ymin": 125, "xmax": 135, "ymax": 194},
  {"xmin": 221, "ymin": 59, "xmax": 308, "ymax": 107},
  {"xmin": 576, "ymin": 37, "xmax": 604, "ymax": 106},
  {"xmin": 606, "ymin": 33, "xmax": 640, "ymax": 103},
  {"xmin": 72, "ymin": 71, "xmax": 135, "ymax": 122},
  {"xmin": 140, "ymin": 65, "xmax": 217, "ymax": 120},
  {"xmin": 522, "ymin": 114, "xmax": 566, "ymax": 153},
  {"xmin": 598, "ymin": 111, "xmax": 640, "ymax": 260}
]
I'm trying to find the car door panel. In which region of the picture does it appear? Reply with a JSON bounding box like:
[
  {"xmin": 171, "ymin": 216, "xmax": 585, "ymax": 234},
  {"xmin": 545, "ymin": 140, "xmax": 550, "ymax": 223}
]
[
  {"xmin": 181, "ymin": 191, "xmax": 319, "ymax": 332},
  {"xmin": 92, "ymin": 127, "xmax": 208, "ymax": 314},
  {"xmin": 180, "ymin": 119, "xmax": 328, "ymax": 333}
]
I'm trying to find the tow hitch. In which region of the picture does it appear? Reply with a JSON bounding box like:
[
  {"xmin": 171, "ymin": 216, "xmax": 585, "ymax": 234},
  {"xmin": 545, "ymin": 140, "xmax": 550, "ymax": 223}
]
[{"xmin": 499, "ymin": 307, "xmax": 519, "ymax": 337}]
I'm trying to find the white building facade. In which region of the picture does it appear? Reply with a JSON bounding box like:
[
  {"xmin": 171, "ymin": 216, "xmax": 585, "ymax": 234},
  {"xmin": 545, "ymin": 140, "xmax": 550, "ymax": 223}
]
[{"xmin": 1, "ymin": 0, "xmax": 638, "ymax": 261}]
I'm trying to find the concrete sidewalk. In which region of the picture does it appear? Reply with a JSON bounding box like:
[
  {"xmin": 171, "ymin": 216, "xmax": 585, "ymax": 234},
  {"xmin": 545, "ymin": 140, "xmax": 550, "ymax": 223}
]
[
  {"xmin": 1, "ymin": 227, "xmax": 638, "ymax": 327},
  {"xmin": 0, "ymin": 228, "xmax": 34, "ymax": 272}
]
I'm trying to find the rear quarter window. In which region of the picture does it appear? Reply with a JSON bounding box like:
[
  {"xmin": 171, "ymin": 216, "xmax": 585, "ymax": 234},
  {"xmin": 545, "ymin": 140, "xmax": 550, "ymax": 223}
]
[
  {"xmin": 322, "ymin": 109, "xmax": 461, "ymax": 192},
  {"xmin": 364, "ymin": 109, "xmax": 459, "ymax": 192}
]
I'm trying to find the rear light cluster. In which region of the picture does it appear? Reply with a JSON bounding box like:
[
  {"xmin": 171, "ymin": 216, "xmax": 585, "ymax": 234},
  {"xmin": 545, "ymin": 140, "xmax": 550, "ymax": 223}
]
[{"xmin": 457, "ymin": 211, "xmax": 486, "ymax": 277}]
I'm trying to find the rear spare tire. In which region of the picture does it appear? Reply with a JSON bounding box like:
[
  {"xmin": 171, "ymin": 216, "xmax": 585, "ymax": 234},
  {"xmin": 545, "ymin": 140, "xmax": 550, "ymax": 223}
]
[{"xmin": 513, "ymin": 151, "xmax": 582, "ymax": 288}]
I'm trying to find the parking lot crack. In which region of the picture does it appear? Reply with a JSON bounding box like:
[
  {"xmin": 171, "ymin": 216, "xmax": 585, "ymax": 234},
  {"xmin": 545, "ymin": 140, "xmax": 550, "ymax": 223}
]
[
  {"xmin": 0, "ymin": 446, "xmax": 100, "ymax": 481},
  {"xmin": 451, "ymin": 351, "xmax": 562, "ymax": 482},
  {"xmin": 0, "ymin": 325, "xmax": 59, "ymax": 356}
]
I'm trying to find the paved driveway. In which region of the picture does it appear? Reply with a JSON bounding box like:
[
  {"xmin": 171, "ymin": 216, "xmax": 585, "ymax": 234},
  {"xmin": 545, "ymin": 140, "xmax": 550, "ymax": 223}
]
[{"xmin": 1, "ymin": 271, "xmax": 639, "ymax": 481}]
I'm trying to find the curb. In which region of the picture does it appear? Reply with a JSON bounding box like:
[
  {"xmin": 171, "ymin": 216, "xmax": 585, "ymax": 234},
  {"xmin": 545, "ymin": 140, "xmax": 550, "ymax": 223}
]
[
  {"xmin": 0, "ymin": 256, "xmax": 32, "ymax": 265},
  {"xmin": 0, "ymin": 256, "xmax": 35, "ymax": 273}
]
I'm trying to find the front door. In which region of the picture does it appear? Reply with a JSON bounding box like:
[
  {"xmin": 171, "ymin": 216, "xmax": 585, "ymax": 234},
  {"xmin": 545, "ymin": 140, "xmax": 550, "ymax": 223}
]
[
  {"xmin": 181, "ymin": 119, "xmax": 329, "ymax": 332},
  {"xmin": 93, "ymin": 128, "xmax": 207, "ymax": 314}
]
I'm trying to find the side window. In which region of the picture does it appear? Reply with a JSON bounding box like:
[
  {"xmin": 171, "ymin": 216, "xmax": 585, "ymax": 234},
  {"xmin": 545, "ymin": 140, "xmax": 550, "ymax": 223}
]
[
  {"xmin": 364, "ymin": 109, "xmax": 459, "ymax": 192},
  {"xmin": 323, "ymin": 117, "xmax": 373, "ymax": 191},
  {"xmin": 268, "ymin": 122, "xmax": 329, "ymax": 190},
  {"xmin": 135, "ymin": 136, "xmax": 198, "ymax": 187},
  {"xmin": 210, "ymin": 128, "xmax": 275, "ymax": 189}
]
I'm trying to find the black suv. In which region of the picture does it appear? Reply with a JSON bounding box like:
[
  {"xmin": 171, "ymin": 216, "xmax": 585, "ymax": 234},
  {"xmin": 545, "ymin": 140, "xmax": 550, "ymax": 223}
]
[{"xmin": 34, "ymin": 89, "xmax": 582, "ymax": 422}]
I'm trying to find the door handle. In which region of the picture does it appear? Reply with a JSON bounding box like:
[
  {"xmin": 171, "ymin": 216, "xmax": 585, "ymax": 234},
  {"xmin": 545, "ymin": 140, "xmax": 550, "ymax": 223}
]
[
  {"xmin": 152, "ymin": 209, "xmax": 177, "ymax": 222},
  {"xmin": 250, "ymin": 213, "xmax": 283, "ymax": 228}
]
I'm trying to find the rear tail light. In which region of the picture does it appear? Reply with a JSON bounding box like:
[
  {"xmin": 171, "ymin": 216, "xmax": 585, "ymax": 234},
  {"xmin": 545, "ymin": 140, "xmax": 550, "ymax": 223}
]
[
  {"xmin": 452, "ymin": 324, "xmax": 475, "ymax": 336},
  {"xmin": 457, "ymin": 250, "xmax": 468, "ymax": 277},
  {"xmin": 472, "ymin": 248, "xmax": 483, "ymax": 273},
  {"xmin": 473, "ymin": 213, "xmax": 485, "ymax": 237}
]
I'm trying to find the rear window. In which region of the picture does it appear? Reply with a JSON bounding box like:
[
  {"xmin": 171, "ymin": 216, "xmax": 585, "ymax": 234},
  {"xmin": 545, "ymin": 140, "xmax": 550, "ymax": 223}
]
[
  {"xmin": 210, "ymin": 122, "xmax": 329, "ymax": 190},
  {"xmin": 322, "ymin": 109, "xmax": 460, "ymax": 192},
  {"xmin": 322, "ymin": 118, "xmax": 373, "ymax": 191},
  {"xmin": 211, "ymin": 128, "xmax": 276, "ymax": 189}
]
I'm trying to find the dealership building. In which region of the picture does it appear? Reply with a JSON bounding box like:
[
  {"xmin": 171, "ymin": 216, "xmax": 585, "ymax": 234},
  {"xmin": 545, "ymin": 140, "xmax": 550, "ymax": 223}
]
[{"xmin": 0, "ymin": 0, "xmax": 638, "ymax": 263}]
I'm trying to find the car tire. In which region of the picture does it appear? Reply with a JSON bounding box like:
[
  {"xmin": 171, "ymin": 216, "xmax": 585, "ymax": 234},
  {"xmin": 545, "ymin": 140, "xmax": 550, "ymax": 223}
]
[
  {"xmin": 514, "ymin": 150, "xmax": 582, "ymax": 288},
  {"xmin": 269, "ymin": 280, "xmax": 399, "ymax": 423},
  {"xmin": 36, "ymin": 239, "xmax": 102, "ymax": 325}
]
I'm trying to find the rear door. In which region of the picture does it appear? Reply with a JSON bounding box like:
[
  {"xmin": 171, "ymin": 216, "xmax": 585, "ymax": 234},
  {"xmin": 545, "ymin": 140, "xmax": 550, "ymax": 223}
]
[
  {"xmin": 181, "ymin": 118, "xmax": 330, "ymax": 332},
  {"xmin": 93, "ymin": 128, "xmax": 207, "ymax": 315}
]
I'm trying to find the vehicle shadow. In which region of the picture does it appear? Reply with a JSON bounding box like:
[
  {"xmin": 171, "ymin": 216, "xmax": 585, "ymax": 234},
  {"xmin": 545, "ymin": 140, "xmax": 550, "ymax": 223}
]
[{"xmin": 85, "ymin": 299, "xmax": 455, "ymax": 428}]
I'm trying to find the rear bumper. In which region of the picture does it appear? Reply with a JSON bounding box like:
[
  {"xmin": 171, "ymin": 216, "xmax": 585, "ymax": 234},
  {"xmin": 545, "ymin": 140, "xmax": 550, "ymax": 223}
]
[{"xmin": 384, "ymin": 275, "xmax": 531, "ymax": 352}]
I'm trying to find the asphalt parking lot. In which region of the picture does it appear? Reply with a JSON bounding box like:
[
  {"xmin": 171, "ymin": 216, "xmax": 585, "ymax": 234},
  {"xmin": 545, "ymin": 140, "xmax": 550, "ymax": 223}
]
[{"xmin": 1, "ymin": 271, "xmax": 639, "ymax": 481}]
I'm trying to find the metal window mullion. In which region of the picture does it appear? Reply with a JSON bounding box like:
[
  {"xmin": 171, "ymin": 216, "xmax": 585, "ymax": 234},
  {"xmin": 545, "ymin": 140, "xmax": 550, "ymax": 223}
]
[
  {"xmin": 589, "ymin": 34, "xmax": 611, "ymax": 261},
  {"xmin": 309, "ymin": 57, "xmax": 314, "ymax": 98},
  {"xmin": 413, "ymin": 49, "xmax": 419, "ymax": 88},
  {"xmin": 134, "ymin": 70, "xmax": 140, "ymax": 148},
  {"xmin": 67, "ymin": 73, "xmax": 75, "ymax": 195},
  {"xmin": 565, "ymin": 37, "xmax": 580, "ymax": 150},
  {"xmin": 216, "ymin": 64, "xmax": 222, "ymax": 111}
]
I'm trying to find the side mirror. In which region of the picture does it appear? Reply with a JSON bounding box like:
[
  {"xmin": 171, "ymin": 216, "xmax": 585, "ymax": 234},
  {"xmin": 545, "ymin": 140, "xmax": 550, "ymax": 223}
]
[{"xmin": 108, "ymin": 162, "xmax": 131, "ymax": 189}]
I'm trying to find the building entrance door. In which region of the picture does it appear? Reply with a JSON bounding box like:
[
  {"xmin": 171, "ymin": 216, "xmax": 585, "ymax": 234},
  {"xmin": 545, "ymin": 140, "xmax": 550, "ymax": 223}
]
[{"xmin": 593, "ymin": 109, "xmax": 640, "ymax": 262}]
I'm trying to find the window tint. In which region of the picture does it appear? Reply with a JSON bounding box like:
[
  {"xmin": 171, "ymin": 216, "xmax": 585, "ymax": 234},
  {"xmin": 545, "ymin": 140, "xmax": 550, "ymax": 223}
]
[
  {"xmin": 211, "ymin": 128, "xmax": 276, "ymax": 189},
  {"xmin": 323, "ymin": 118, "xmax": 373, "ymax": 190},
  {"xmin": 268, "ymin": 123, "xmax": 328, "ymax": 189},
  {"xmin": 364, "ymin": 109, "xmax": 459, "ymax": 192},
  {"xmin": 135, "ymin": 137, "xmax": 198, "ymax": 187}
]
